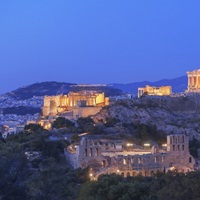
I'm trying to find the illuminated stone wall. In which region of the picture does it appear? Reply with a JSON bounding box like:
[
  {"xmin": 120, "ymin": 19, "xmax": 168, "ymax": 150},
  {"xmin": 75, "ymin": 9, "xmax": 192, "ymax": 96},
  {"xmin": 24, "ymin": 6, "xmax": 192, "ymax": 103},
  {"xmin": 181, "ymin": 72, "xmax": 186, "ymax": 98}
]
[
  {"xmin": 73, "ymin": 107, "xmax": 102, "ymax": 119},
  {"xmin": 138, "ymin": 85, "xmax": 172, "ymax": 98},
  {"xmin": 38, "ymin": 119, "xmax": 52, "ymax": 130},
  {"xmin": 42, "ymin": 91, "xmax": 109, "ymax": 117},
  {"xmin": 167, "ymin": 134, "xmax": 195, "ymax": 170},
  {"xmin": 43, "ymin": 96, "xmax": 61, "ymax": 116},
  {"xmin": 66, "ymin": 134, "xmax": 195, "ymax": 179}
]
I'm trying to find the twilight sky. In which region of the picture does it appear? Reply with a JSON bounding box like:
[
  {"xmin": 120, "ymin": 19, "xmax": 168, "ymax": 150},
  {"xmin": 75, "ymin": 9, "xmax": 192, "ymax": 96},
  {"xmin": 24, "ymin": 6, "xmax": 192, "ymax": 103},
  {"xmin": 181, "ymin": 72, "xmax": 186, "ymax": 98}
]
[{"xmin": 0, "ymin": 0, "xmax": 200, "ymax": 94}]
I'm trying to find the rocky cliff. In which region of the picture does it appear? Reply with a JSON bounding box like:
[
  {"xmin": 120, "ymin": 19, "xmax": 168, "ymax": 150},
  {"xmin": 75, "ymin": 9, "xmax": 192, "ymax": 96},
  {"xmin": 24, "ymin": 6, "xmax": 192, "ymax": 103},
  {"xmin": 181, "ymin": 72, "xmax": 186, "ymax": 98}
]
[{"xmin": 92, "ymin": 95, "xmax": 200, "ymax": 139}]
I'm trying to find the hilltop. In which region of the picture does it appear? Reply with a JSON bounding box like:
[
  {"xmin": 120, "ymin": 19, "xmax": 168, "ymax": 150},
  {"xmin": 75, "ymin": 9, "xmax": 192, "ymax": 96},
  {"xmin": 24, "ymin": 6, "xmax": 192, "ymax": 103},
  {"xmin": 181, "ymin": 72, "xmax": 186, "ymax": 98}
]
[{"xmin": 4, "ymin": 82, "xmax": 123, "ymax": 100}]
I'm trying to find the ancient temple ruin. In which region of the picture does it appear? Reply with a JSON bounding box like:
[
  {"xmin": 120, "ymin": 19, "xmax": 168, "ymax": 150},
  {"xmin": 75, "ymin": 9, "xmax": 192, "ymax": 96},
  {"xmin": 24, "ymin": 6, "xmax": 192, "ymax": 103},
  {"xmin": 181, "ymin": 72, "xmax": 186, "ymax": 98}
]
[{"xmin": 186, "ymin": 69, "xmax": 200, "ymax": 92}]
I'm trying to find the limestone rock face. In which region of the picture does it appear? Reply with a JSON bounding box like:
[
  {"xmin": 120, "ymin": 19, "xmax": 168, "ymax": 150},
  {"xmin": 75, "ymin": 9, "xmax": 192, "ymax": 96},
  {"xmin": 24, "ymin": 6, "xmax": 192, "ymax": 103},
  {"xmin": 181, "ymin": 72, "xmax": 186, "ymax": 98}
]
[{"xmin": 92, "ymin": 97, "xmax": 200, "ymax": 138}]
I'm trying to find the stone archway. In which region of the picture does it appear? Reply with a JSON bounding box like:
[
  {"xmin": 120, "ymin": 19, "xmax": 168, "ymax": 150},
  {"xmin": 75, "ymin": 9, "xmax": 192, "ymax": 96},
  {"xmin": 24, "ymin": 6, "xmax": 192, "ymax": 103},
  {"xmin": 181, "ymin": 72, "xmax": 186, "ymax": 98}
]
[
  {"xmin": 102, "ymin": 160, "xmax": 106, "ymax": 168},
  {"xmin": 145, "ymin": 171, "xmax": 149, "ymax": 176},
  {"xmin": 95, "ymin": 148, "xmax": 99, "ymax": 156}
]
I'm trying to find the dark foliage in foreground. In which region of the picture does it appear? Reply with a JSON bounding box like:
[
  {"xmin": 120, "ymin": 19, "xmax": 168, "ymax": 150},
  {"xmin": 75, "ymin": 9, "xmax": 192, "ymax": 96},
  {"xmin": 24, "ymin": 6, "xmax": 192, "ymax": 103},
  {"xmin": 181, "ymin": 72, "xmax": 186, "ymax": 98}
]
[
  {"xmin": 0, "ymin": 131, "xmax": 88, "ymax": 200},
  {"xmin": 79, "ymin": 172, "xmax": 200, "ymax": 200},
  {"xmin": 1, "ymin": 129, "xmax": 200, "ymax": 200},
  {"xmin": 189, "ymin": 137, "xmax": 200, "ymax": 158}
]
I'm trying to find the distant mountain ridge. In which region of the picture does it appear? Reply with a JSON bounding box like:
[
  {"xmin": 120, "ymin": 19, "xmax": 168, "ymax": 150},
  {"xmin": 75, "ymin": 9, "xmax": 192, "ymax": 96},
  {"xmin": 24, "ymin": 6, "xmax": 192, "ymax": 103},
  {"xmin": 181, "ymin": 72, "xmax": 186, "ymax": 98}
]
[
  {"xmin": 112, "ymin": 75, "xmax": 187, "ymax": 94},
  {"xmin": 4, "ymin": 76, "xmax": 188, "ymax": 100}
]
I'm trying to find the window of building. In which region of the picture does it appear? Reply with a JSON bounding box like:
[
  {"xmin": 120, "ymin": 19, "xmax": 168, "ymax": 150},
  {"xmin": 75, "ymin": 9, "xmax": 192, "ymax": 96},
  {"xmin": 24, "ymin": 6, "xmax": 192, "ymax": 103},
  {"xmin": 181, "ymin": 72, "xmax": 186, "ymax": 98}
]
[
  {"xmin": 85, "ymin": 149, "xmax": 87, "ymax": 157},
  {"xmin": 90, "ymin": 148, "xmax": 93, "ymax": 156},
  {"xmin": 154, "ymin": 146, "xmax": 159, "ymax": 153},
  {"xmin": 123, "ymin": 158, "xmax": 127, "ymax": 165},
  {"xmin": 182, "ymin": 145, "xmax": 184, "ymax": 151},
  {"xmin": 178, "ymin": 145, "xmax": 180, "ymax": 151},
  {"xmin": 138, "ymin": 157, "xmax": 142, "ymax": 164},
  {"xmin": 173, "ymin": 145, "xmax": 175, "ymax": 151},
  {"xmin": 189, "ymin": 157, "xmax": 192, "ymax": 163},
  {"xmin": 102, "ymin": 160, "xmax": 106, "ymax": 168},
  {"xmin": 155, "ymin": 156, "xmax": 158, "ymax": 163},
  {"xmin": 162, "ymin": 156, "xmax": 165, "ymax": 163},
  {"xmin": 95, "ymin": 148, "xmax": 99, "ymax": 156}
]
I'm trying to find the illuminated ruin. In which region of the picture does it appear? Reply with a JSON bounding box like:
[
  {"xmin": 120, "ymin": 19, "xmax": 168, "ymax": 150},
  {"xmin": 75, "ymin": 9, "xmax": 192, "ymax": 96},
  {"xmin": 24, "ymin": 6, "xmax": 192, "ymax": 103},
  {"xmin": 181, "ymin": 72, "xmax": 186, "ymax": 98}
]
[
  {"xmin": 42, "ymin": 91, "xmax": 109, "ymax": 118},
  {"xmin": 138, "ymin": 85, "xmax": 172, "ymax": 98},
  {"xmin": 66, "ymin": 133, "xmax": 195, "ymax": 180},
  {"xmin": 186, "ymin": 69, "xmax": 200, "ymax": 92}
]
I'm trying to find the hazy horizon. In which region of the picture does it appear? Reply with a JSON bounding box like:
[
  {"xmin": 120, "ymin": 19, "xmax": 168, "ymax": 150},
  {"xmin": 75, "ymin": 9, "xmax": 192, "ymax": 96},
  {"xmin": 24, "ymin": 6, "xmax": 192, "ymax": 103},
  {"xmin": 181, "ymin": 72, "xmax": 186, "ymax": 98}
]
[
  {"xmin": 1, "ymin": 74, "xmax": 187, "ymax": 95},
  {"xmin": 1, "ymin": 1, "xmax": 200, "ymax": 93}
]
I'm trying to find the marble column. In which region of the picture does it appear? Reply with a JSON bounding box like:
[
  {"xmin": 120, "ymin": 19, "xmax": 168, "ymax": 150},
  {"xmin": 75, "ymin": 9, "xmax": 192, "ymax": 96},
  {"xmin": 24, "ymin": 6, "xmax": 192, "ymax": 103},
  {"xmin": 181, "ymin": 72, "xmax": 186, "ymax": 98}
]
[
  {"xmin": 198, "ymin": 76, "xmax": 200, "ymax": 88},
  {"xmin": 192, "ymin": 76, "xmax": 195, "ymax": 87},
  {"xmin": 195, "ymin": 75, "xmax": 198, "ymax": 88},
  {"xmin": 189, "ymin": 76, "xmax": 192, "ymax": 89}
]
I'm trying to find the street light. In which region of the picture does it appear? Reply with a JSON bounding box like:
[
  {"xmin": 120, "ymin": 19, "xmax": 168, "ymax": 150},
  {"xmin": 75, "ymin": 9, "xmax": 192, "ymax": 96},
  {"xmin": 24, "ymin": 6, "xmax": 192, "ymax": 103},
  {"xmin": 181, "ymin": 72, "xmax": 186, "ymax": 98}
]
[{"xmin": 126, "ymin": 143, "xmax": 133, "ymax": 147}]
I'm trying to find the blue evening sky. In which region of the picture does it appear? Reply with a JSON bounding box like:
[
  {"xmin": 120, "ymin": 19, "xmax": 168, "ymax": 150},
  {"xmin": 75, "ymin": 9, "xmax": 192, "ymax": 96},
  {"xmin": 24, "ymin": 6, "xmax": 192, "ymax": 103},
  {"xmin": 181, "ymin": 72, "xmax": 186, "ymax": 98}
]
[{"xmin": 0, "ymin": 0, "xmax": 200, "ymax": 93}]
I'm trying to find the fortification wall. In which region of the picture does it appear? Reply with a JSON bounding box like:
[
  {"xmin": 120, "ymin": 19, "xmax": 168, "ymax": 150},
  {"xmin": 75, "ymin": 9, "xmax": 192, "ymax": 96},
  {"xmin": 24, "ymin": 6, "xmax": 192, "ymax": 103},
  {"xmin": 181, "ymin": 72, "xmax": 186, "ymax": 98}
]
[
  {"xmin": 73, "ymin": 107, "xmax": 102, "ymax": 119},
  {"xmin": 96, "ymin": 93, "xmax": 105, "ymax": 105}
]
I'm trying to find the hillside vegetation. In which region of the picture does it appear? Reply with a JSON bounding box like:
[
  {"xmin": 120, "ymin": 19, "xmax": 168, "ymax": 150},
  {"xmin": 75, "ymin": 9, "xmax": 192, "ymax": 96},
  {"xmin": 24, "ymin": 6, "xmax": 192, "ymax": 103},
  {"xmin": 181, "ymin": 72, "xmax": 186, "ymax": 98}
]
[
  {"xmin": 0, "ymin": 130, "xmax": 88, "ymax": 200},
  {"xmin": 1, "ymin": 129, "xmax": 200, "ymax": 200}
]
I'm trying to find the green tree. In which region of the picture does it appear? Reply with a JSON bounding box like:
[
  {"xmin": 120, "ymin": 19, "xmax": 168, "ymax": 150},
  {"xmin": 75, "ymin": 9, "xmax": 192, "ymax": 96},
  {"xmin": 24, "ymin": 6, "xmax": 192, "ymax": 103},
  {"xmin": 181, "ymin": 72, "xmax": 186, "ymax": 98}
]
[
  {"xmin": 104, "ymin": 118, "xmax": 119, "ymax": 127},
  {"xmin": 77, "ymin": 117, "xmax": 94, "ymax": 126},
  {"xmin": 189, "ymin": 137, "xmax": 200, "ymax": 158},
  {"xmin": 52, "ymin": 117, "xmax": 74, "ymax": 129},
  {"xmin": 24, "ymin": 123, "xmax": 44, "ymax": 133},
  {"xmin": 71, "ymin": 134, "xmax": 80, "ymax": 142}
]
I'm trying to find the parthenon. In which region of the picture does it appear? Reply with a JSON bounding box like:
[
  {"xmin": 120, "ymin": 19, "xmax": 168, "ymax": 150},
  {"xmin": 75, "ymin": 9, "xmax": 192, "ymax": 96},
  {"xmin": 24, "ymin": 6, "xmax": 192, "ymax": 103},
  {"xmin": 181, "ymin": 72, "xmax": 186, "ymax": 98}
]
[{"xmin": 187, "ymin": 69, "xmax": 200, "ymax": 92}]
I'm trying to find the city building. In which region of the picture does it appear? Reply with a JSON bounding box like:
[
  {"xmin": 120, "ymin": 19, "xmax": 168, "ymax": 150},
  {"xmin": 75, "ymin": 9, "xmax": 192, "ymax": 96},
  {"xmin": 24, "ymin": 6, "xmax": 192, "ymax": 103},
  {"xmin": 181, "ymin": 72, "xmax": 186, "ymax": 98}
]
[
  {"xmin": 138, "ymin": 85, "xmax": 172, "ymax": 98},
  {"xmin": 65, "ymin": 133, "xmax": 196, "ymax": 180}
]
